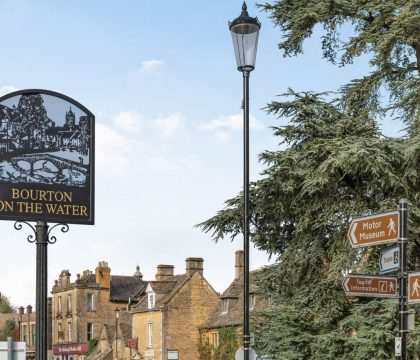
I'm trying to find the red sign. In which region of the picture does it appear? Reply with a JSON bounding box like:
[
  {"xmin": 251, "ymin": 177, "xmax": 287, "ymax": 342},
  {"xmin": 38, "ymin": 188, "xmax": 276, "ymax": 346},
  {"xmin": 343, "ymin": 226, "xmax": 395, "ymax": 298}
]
[
  {"xmin": 52, "ymin": 343, "xmax": 89, "ymax": 355},
  {"xmin": 347, "ymin": 211, "xmax": 399, "ymax": 248},
  {"xmin": 128, "ymin": 338, "xmax": 138, "ymax": 349},
  {"xmin": 408, "ymin": 272, "xmax": 420, "ymax": 303},
  {"xmin": 342, "ymin": 274, "xmax": 398, "ymax": 298}
]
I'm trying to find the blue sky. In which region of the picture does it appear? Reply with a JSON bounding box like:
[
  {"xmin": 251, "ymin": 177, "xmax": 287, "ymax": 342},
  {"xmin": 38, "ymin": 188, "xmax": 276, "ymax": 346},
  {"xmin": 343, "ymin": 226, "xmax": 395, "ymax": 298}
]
[{"xmin": 0, "ymin": 1, "xmax": 404, "ymax": 306}]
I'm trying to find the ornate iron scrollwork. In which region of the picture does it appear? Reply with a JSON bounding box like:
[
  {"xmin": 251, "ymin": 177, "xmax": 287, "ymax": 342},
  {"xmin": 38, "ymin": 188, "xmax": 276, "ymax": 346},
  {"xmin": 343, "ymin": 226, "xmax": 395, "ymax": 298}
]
[
  {"xmin": 14, "ymin": 221, "xmax": 37, "ymax": 243},
  {"xmin": 14, "ymin": 221, "xmax": 69, "ymax": 244},
  {"xmin": 47, "ymin": 223, "xmax": 69, "ymax": 244}
]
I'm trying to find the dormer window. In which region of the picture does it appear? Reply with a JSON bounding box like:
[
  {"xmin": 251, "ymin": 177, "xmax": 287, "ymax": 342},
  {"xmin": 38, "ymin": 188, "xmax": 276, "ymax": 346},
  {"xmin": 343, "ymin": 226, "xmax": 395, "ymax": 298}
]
[
  {"xmin": 148, "ymin": 292, "xmax": 155, "ymax": 309},
  {"xmin": 221, "ymin": 299, "xmax": 228, "ymax": 313}
]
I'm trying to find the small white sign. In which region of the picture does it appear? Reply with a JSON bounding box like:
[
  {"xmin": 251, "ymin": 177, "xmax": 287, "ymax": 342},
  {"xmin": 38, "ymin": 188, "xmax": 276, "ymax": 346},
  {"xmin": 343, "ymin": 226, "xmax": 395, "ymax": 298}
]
[
  {"xmin": 0, "ymin": 341, "xmax": 26, "ymax": 360},
  {"xmin": 235, "ymin": 347, "xmax": 257, "ymax": 360},
  {"xmin": 395, "ymin": 337, "xmax": 402, "ymax": 356},
  {"xmin": 379, "ymin": 245, "xmax": 400, "ymax": 273},
  {"xmin": 144, "ymin": 349, "xmax": 154, "ymax": 357},
  {"xmin": 408, "ymin": 312, "xmax": 415, "ymax": 331}
]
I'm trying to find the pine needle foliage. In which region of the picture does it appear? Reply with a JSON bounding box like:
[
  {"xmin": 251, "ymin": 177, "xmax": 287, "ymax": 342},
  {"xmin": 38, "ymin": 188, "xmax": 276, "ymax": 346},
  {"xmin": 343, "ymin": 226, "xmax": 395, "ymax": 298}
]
[
  {"xmin": 259, "ymin": 0, "xmax": 420, "ymax": 123},
  {"xmin": 198, "ymin": 0, "xmax": 420, "ymax": 358}
]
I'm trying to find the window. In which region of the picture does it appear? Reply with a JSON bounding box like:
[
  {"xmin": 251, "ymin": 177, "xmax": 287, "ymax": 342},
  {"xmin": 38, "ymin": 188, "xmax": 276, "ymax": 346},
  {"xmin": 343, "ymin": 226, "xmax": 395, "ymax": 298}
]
[
  {"xmin": 249, "ymin": 294, "xmax": 256, "ymax": 310},
  {"xmin": 58, "ymin": 296, "xmax": 62, "ymax": 315},
  {"xmin": 31, "ymin": 324, "xmax": 36, "ymax": 345},
  {"xmin": 147, "ymin": 322, "xmax": 153, "ymax": 347},
  {"xmin": 87, "ymin": 323, "xmax": 93, "ymax": 341},
  {"xmin": 209, "ymin": 332, "xmax": 219, "ymax": 348},
  {"xmin": 86, "ymin": 293, "xmax": 93, "ymax": 311},
  {"xmin": 23, "ymin": 325, "xmax": 28, "ymax": 344},
  {"xmin": 67, "ymin": 322, "xmax": 72, "ymax": 342},
  {"xmin": 148, "ymin": 292, "xmax": 155, "ymax": 309},
  {"xmin": 67, "ymin": 294, "xmax": 72, "ymax": 314},
  {"xmin": 167, "ymin": 350, "xmax": 179, "ymax": 360},
  {"xmin": 221, "ymin": 299, "xmax": 229, "ymax": 313},
  {"xmin": 58, "ymin": 323, "xmax": 63, "ymax": 343}
]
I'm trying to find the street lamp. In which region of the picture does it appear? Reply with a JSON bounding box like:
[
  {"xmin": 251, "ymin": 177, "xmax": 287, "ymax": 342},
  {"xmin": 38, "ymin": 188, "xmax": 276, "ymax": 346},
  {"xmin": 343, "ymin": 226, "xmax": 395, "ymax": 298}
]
[
  {"xmin": 229, "ymin": 2, "xmax": 260, "ymax": 360},
  {"xmin": 115, "ymin": 308, "xmax": 120, "ymax": 360}
]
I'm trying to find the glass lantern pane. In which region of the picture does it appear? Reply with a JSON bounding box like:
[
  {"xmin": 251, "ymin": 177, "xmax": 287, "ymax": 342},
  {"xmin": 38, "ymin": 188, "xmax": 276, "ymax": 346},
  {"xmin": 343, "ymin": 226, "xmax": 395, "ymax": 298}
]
[{"xmin": 231, "ymin": 31, "xmax": 259, "ymax": 70}]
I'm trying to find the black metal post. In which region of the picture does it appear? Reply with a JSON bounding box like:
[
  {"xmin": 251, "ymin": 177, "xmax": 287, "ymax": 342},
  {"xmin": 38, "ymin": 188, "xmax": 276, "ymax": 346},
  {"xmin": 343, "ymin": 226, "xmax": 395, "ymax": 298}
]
[
  {"xmin": 243, "ymin": 69, "xmax": 250, "ymax": 360},
  {"xmin": 399, "ymin": 198, "xmax": 408, "ymax": 360},
  {"xmin": 36, "ymin": 221, "xmax": 48, "ymax": 360}
]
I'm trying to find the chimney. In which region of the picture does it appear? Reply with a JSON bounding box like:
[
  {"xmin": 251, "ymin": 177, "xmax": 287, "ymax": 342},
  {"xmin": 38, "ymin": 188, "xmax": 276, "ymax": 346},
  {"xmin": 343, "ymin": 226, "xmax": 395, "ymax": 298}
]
[
  {"xmin": 96, "ymin": 261, "xmax": 111, "ymax": 289},
  {"xmin": 235, "ymin": 250, "xmax": 244, "ymax": 279},
  {"xmin": 186, "ymin": 258, "xmax": 204, "ymax": 277},
  {"xmin": 59, "ymin": 270, "xmax": 71, "ymax": 288},
  {"xmin": 155, "ymin": 265, "xmax": 174, "ymax": 281}
]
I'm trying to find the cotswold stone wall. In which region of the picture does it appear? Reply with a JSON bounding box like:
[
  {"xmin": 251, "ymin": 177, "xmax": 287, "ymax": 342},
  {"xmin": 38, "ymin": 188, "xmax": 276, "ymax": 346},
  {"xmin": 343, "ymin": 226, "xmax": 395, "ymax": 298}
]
[{"xmin": 165, "ymin": 273, "xmax": 218, "ymax": 359}]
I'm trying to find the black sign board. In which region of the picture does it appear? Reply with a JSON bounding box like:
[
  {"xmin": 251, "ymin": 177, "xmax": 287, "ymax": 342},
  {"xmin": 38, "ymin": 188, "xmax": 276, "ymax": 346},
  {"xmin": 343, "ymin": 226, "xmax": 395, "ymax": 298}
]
[{"xmin": 0, "ymin": 89, "xmax": 94, "ymax": 224}]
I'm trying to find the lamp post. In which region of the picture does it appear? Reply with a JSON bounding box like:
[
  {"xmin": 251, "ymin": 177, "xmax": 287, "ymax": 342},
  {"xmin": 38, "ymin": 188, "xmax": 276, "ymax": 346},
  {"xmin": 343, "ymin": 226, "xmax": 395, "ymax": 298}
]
[
  {"xmin": 115, "ymin": 308, "xmax": 120, "ymax": 360},
  {"xmin": 229, "ymin": 3, "xmax": 260, "ymax": 360}
]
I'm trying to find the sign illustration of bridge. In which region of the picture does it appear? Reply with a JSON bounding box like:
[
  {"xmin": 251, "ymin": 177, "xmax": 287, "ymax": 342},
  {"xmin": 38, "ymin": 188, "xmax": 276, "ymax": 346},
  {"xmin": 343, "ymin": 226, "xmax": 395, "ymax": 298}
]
[{"xmin": 12, "ymin": 154, "xmax": 87, "ymax": 176}]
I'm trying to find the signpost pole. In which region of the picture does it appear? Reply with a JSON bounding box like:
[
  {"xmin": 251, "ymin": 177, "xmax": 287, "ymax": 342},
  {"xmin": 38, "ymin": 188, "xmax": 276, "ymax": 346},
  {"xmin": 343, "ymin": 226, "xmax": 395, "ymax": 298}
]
[
  {"xmin": 35, "ymin": 221, "xmax": 48, "ymax": 360},
  {"xmin": 399, "ymin": 199, "xmax": 408, "ymax": 360}
]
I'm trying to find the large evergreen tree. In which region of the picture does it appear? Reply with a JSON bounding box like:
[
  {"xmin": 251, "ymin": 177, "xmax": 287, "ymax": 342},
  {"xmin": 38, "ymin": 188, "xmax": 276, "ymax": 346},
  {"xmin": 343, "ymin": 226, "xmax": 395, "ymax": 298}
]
[{"xmin": 199, "ymin": 1, "xmax": 419, "ymax": 359}]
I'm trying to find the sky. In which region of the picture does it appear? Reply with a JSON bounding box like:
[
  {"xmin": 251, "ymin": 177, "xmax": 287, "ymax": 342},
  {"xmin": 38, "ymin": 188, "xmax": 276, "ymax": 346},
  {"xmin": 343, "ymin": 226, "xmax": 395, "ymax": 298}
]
[{"xmin": 0, "ymin": 1, "xmax": 404, "ymax": 308}]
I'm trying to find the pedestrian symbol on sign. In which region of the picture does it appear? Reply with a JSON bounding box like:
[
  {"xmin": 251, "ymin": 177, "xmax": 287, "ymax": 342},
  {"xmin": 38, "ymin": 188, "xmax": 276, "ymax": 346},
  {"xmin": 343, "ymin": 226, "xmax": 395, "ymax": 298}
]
[
  {"xmin": 388, "ymin": 217, "xmax": 397, "ymax": 236},
  {"xmin": 412, "ymin": 279, "xmax": 420, "ymax": 297},
  {"xmin": 389, "ymin": 282, "xmax": 395, "ymax": 293}
]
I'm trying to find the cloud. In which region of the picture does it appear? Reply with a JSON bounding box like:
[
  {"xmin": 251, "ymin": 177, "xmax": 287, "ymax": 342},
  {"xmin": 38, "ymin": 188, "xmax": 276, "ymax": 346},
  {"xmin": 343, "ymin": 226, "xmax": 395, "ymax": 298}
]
[
  {"xmin": 147, "ymin": 156, "xmax": 181, "ymax": 175},
  {"xmin": 0, "ymin": 85, "xmax": 18, "ymax": 97},
  {"xmin": 200, "ymin": 113, "xmax": 264, "ymax": 141},
  {"xmin": 152, "ymin": 112, "xmax": 185, "ymax": 138},
  {"xmin": 114, "ymin": 111, "xmax": 143, "ymax": 133},
  {"xmin": 138, "ymin": 60, "xmax": 164, "ymax": 75},
  {"xmin": 95, "ymin": 123, "xmax": 133, "ymax": 169}
]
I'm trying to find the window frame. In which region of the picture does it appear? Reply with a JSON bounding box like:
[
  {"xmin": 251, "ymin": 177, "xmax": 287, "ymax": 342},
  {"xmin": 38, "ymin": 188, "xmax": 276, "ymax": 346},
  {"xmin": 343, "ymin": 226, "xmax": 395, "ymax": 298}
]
[
  {"xmin": 147, "ymin": 322, "xmax": 153, "ymax": 347},
  {"xmin": 86, "ymin": 293, "xmax": 94, "ymax": 311},
  {"xmin": 67, "ymin": 321, "xmax": 72, "ymax": 342},
  {"xmin": 148, "ymin": 292, "xmax": 155, "ymax": 309},
  {"xmin": 31, "ymin": 324, "xmax": 36, "ymax": 345},
  {"xmin": 87, "ymin": 323, "xmax": 93, "ymax": 341},
  {"xmin": 249, "ymin": 294, "xmax": 256, "ymax": 310},
  {"xmin": 221, "ymin": 299, "xmax": 229, "ymax": 313},
  {"xmin": 58, "ymin": 296, "xmax": 62, "ymax": 315},
  {"xmin": 67, "ymin": 294, "xmax": 72, "ymax": 314}
]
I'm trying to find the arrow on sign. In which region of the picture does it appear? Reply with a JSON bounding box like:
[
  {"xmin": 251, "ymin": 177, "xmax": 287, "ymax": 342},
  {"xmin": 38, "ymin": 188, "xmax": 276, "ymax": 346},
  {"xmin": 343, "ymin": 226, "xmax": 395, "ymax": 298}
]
[
  {"xmin": 342, "ymin": 274, "xmax": 398, "ymax": 298},
  {"xmin": 347, "ymin": 211, "xmax": 399, "ymax": 248}
]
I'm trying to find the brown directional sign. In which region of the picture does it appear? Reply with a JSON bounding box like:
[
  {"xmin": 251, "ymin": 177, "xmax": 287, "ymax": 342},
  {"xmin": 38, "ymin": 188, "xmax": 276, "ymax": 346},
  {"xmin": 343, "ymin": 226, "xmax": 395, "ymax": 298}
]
[
  {"xmin": 408, "ymin": 272, "xmax": 420, "ymax": 304},
  {"xmin": 342, "ymin": 274, "xmax": 398, "ymax": 298},
  {"xmin": 347, "ymin": 211, "xmax": 399, "ymax": 248}
]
